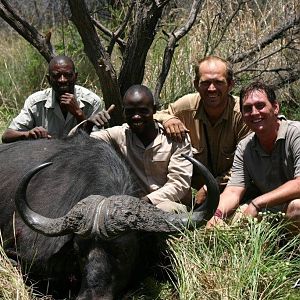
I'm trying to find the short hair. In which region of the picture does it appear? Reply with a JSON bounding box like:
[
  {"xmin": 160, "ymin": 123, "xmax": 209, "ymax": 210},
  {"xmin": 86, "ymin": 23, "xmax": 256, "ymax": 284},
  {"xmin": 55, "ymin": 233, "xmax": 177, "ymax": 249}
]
[
  {"xmin": 239, "ymin": 81, "xmax": 277, "ymax": 112},
  {"xmin": 123, "ymin": 84, "xmax": 156, "ymax": 108},
  {"xmin": 194, "ymin": 56, "xmax": 234, "ymax": 83},
  {"xmin": 48, "ymin": 55, "xmax": 76, "ymax": 73}
]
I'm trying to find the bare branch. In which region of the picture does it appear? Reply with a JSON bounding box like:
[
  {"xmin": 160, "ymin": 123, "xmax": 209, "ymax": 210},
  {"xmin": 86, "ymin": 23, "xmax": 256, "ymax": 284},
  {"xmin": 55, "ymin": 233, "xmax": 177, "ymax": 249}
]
[
  {"xmin": 211, "ymin": 0, "xmax": 247, "ymax": 52},
  {"xmin": 269, "ymin": 66, "xmax": 300, "ymax": 90},
  {"xmin": 0, "ymin": 0, "xmax": 54, "ymax": 62},
  {"xmin": 229, "ymin": 14, "xmax": 300, "ymax": 63},
  {"xmin": 235, "ymin": 40, "xmax": 294, "ymax": 74},
  {"xmin": 107, "ymin": 0, "xmax": 135, "ymax": 55},
  {"xmin": 154, "ymin": 0, "xmax": 204, "ymax": 100},
  {"xmin": 92, "ymin": 18, "xmax": 126, "ymax": 52}
]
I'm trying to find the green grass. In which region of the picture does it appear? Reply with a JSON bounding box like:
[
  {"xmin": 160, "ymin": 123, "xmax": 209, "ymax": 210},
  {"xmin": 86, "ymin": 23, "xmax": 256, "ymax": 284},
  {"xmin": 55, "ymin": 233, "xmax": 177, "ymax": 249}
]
[
  {"xmin": 0, "ymin": 1, "xmax": 300, "ymax": 298},
  {"xmin": 168, "ymin": 214, "xmax": 300, "ymax": 300}
]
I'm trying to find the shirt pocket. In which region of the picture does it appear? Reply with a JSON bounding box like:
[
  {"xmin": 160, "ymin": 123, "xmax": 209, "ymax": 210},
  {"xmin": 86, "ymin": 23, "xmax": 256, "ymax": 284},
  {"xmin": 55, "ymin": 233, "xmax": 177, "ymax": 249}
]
[
  {"xmin": 150, "ymin": 151, "xmax": 170, "ymax": 177},
  {"xmin": 221, "ymin": 147, "xmax": 235, "ymax": 162},
  {"xmin": 152, "ymin": 151, "xmax": 170, "ymax": 162}
]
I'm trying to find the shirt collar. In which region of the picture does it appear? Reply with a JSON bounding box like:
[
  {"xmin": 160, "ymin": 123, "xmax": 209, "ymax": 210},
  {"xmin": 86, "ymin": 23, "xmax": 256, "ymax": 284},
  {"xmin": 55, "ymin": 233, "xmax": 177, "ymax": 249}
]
[
  {"xmin": 129, "ymin": 121, "xmax": 164, "ymax": 149},
  {"xmin": 253, "ymin": 116, "xmax": 288, "ymax": 152},
  {"xmin": 195, "ymin": 94, "xmax": 233, "ymax": 126}
]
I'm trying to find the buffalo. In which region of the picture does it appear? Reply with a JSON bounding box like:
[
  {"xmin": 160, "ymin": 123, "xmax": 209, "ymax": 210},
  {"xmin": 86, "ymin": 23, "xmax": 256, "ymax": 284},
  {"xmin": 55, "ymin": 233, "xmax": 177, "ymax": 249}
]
[{"xmin": 0, "ymin": 131, "xmax": 219, "ymax": 299}]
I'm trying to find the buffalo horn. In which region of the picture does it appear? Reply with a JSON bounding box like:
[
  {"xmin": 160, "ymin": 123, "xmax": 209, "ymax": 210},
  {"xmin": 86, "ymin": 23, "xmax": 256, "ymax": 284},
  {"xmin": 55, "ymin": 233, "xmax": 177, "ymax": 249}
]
[
  {"xmin": 98, "ymin": 156, "xmax": 219, "ymax": 236},
  {"xmin": 15, "ymin": 162, "xmax": 106, "ymax": 237}
]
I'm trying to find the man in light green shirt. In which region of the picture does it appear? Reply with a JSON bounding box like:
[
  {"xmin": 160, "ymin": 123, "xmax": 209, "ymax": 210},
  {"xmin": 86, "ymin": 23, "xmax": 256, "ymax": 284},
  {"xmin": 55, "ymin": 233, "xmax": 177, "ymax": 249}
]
[{"xmin": 2, "ymin": 55, "xmax": 103, "ymax": 142}]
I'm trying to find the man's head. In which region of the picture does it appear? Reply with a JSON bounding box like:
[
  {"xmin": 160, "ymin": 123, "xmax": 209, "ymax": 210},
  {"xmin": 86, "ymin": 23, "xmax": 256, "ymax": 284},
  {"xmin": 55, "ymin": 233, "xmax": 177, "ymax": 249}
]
[
  {"xmin": 47, "ymin": 55, "xmax": 78, "ymax": 97},
  {"xmin": 240, "ymin": 81, "xmax": 279, "ymax": 135},
  {"xmin": 123, "ymin": 85, "xmax": 156, "ymax": 134},
  {"xmin": 194, "ymin": 56, "xmax": 234, "ymax": 111}
]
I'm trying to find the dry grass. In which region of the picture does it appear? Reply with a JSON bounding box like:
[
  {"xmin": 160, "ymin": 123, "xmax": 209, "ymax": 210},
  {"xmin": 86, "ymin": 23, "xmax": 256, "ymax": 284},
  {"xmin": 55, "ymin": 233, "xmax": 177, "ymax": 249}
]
[{"xmin": 0, "ymin": 244, "xmax": 33, "ymax": 300}]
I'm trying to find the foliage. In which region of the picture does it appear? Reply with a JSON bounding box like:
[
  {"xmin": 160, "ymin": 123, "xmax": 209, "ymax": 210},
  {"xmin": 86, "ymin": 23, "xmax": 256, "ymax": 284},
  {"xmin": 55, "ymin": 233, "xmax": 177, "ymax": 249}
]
[{"xmin": 168, "ymin": 214, "xmax": 300, "ymax": 300}]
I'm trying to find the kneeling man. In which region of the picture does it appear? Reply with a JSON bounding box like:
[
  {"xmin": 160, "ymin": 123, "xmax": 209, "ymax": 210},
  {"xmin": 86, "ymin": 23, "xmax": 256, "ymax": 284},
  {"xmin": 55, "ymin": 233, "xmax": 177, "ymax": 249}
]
[
  {"xmin": 207, "ymin": 81, "xmax": 300, "ymax": 229},
  {"xmin": 79, "ymin": 85, "xmax": 193, "ymax": 213}
]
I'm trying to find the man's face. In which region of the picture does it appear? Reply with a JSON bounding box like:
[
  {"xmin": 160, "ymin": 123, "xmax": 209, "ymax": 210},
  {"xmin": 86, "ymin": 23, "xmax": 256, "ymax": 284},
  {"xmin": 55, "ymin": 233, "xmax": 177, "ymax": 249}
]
[
  {"xmin": 123, "ymin": 92, "xmax": 155, "ymax": 134},
  {"xmin": 194, "ymin": 60, "xmax": 233, "ymax": 110},
  {"xmin": 47, "ymin": 61, "xmax": 77, "ymax": 96},
  {"xmin": 242, "ymin": 90, "xmax": 279, "ymax": 134}
]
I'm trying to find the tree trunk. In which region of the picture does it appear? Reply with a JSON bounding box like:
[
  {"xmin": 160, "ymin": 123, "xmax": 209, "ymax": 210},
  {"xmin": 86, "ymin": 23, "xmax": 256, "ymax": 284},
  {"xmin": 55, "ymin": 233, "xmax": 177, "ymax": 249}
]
[
  {"xmin": 118, "ymin": 0, "xmax": 168, "ymax": 96},
  {"xmin": 68, "ymin": 0, "xmax": 124, "ymax": 126}
]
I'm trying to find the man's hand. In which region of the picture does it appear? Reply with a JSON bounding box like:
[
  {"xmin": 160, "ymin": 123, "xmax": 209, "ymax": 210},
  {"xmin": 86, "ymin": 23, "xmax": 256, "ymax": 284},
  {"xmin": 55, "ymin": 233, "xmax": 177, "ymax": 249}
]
[
  {"xmin": 163, "ymin": 118, "xmax": 190, "ymax": 143},
  {"xmin": 59, "ymin": 93, "xmax": 85, "ymax": 122},
  {"xmin": 195, "ymin": 185, "xmax": 207, "ymax": 205},
  {"xmin": 243, "ymin": 201, "xmax": 259, "ymax": 218},
  {"xmin": 206, "ymin": 215, "xmax": 227, "ymax": 229},
  {"xmin": 27, "ymin": 127, "xmax": 51, "ymax": 139},
  {"xmin": 88, "ymin": 104, "xmax": 115, "ymax": 128}
]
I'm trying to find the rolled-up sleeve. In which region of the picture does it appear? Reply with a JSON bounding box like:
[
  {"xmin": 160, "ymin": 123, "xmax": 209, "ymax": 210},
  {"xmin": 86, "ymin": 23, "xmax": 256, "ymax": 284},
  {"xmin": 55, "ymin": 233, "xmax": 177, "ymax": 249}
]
[
  {"xmin": 9, "ymin": 96, "xmax": 36, "ymax": 130},
  {"xmin": 227, "ymin": 141, "xmax": 247, "ymax": 188}
]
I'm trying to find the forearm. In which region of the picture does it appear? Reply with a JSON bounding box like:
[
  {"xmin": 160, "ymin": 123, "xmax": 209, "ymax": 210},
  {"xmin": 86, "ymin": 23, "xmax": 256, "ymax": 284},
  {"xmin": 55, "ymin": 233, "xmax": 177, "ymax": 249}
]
[
  {"xmin": 153, "ymin": 107, "xmax": 177, "ymax": 123},
  {"xmin": 217, "ymin": 186, "xmax": 244, "ymax": 218},
  {"xmin": 1, "ymin": 128, "xmax": 29, "ymax": 143},
  {"xmin": 74, "ymin": 109, "xmax": 86, "ymax": 123},
  {"xmin": 253, "ymin": 178, "xmax": 300, "ymax": 210}
]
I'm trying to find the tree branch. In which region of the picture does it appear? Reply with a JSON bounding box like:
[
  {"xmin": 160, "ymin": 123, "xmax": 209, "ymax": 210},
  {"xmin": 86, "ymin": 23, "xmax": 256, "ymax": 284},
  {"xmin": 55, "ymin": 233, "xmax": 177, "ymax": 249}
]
[
  {"xmin": 107, "ymin": 0, "xmax": 135, "ymax": 55},
  {"xmin": 92, "ymin": 18, "xmax": 126, "ymax": 52},
  {"xmin": 118, "ymin": 0, "xmax": 169, "ymax": 96},
  {"xmin": 228, "ymin": 14, "xmax": 300, "ymax": 63},
  {"xmin": 154, "ymin": 0, "xmax": 204, "ymax": 100},
  {"xmin": 68, "ymin": 0, "xmax": 123, "ymax": 126},
  {"xmin": 0, "ymin": 0, "xmax": 54, "ymax": 62},
  {"xmin": 235, "ymin": 41, "xmax": 294, "ymax": 75},
  {"xmin": 269, "ymin": 65, "xmax": 300, "ymax": 90}
]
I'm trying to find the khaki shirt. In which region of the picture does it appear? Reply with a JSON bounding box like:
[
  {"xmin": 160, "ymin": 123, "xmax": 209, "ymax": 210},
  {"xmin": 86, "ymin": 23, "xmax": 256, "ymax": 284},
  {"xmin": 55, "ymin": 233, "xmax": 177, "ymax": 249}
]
[
  {"xmin": 229, "ymin": 119, "xmax": 300, "ymax": 192},
  {"xmin": 154, "ymin": 93, "xmax": 250, "ymax": 187},
  {"xmin": 9, "ymin": 85, "xmax": 104, "ymax": 138},
  {"xmin": 91, "ymin": 122, "xmax": 193, "ymax": 207}
]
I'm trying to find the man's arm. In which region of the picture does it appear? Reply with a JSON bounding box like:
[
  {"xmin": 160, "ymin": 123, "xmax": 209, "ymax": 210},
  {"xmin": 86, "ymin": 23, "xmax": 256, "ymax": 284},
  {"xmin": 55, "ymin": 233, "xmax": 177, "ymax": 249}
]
[
  {"xmin": 154, "ymin": 103, "xmax": 189, "ymax": 143},
  {"xmin": 2, "ymin": 127, "xmax": 51, "ymax": 143},
  {"xmin": 243, "ymin": 177, "xmax": 300, "ymax": 217},
  {"xmin": 68, "ymin": 105, "xmax": 116, "ymax": 136},
  {"xmin": 206, "ymin": 185, "xmax": 245, "ymax": 228},
  {"xmin": 146, "ymin": 137, "xmax": 193, "ymax": 206},
  {"xmin": 2, "ymin": 96, "xmax": 51, "ymax": 143},
  {"xmin": 59, "ymin": 93, "xmax": 86, "ymax": 123}
]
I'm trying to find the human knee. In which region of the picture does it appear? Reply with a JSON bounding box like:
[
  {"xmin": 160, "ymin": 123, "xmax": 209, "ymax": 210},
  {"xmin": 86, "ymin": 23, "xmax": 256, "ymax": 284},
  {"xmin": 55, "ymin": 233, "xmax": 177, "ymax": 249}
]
[{"xmin": 286, "ymin": 199, "xmax": 300, "ymax": 219}]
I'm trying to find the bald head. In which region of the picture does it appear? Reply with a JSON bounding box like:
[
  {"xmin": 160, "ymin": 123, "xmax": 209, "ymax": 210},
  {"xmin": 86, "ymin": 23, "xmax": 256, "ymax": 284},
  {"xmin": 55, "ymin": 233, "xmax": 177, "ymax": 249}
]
[
  {"xmin": 47, "ymin": 55, "xmax": 77, "ymax": 96},
  {"xmin": 48, "ymin": 55, "xmax": 75, "ymax": 73},
  {"xmin": 123, "ymin": 85, "xmax": 155, "ymax": 107}
]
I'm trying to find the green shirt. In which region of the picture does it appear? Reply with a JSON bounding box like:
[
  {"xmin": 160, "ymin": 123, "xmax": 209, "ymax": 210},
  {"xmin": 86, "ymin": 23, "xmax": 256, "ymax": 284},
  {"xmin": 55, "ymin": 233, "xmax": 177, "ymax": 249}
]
[{"xmin": 228, "ymin": 119, "xmax": 300, "ymax": 193}]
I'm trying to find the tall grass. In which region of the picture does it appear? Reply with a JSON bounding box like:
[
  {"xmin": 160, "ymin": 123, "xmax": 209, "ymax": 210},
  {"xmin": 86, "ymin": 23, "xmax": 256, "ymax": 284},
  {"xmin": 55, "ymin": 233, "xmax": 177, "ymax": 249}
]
[
  {"xmin": 169, "ymin": 215, "xmax": 300, "ymax": 299},
  {"xmin": 0, "ymin": 244, "xmax": 34, "ymax": 300}
]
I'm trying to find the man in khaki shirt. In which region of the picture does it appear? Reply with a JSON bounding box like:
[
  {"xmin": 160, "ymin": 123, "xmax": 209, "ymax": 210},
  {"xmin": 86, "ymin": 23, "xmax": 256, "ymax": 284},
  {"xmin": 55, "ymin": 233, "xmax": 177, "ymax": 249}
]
[
  {"xmin": 154, "ymin": 56, "xmax": 250, "ymax": 203},
  {"xmin": 81, "ymin": 85, "xmax": 193, "ymax": 213}
]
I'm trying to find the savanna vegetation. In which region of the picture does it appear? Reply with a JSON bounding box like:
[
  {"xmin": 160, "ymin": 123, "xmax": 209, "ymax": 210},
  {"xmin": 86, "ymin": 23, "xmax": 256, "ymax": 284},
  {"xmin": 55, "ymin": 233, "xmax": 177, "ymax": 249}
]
[{"xmin": 0, "ymin": 0, "xmax": 300, "ymax": 299}]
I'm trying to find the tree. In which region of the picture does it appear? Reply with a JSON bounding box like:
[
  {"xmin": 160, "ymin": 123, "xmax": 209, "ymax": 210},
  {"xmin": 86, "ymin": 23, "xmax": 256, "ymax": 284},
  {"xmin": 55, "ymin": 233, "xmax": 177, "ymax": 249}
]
[{"xmin": 0, "ymin": 0, "xmax": 299, "ymax": 124}]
